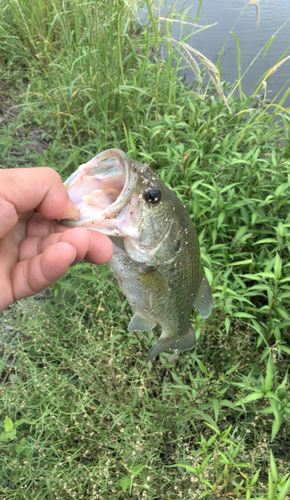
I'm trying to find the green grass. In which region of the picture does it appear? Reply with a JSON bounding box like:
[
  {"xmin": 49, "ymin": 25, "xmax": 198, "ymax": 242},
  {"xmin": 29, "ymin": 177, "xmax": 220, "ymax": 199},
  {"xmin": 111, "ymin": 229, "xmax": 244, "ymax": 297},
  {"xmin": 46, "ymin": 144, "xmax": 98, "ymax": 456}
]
[{"xmin": 1, "ymin": 0, "xmax": 290, "ymax": 498}]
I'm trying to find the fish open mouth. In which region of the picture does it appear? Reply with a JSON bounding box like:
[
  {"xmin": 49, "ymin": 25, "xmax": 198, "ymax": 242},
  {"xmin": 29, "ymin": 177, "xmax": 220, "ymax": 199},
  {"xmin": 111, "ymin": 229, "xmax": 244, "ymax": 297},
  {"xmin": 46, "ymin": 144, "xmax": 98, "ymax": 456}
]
[{"xmin": 63, "ymin": 149, "xmax": 139, "ymax": 235}]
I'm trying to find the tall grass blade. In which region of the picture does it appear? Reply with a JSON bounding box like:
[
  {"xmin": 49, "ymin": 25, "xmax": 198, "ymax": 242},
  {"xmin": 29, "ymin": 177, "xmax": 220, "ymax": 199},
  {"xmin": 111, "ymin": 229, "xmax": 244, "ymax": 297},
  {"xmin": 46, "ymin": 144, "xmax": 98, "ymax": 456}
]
[{"xmin": 231, "ymin": 32, "xmax": 242, "ymax": 100}]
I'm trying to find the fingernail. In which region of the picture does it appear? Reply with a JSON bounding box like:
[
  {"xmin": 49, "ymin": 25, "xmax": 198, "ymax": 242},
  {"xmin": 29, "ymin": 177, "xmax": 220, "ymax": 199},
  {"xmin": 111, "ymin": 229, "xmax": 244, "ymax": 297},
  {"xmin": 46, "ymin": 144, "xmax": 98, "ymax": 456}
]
[
  {"xmin": 62, "ymin": 200, "xmax": 80, "ymax": 220},
  {"xmin": 69, "ymin": 247, "xmax": 77, "ymax": 265},
  {"xmin": 88, "ymin": 232, "xmax": 93, "ymax": 252}
]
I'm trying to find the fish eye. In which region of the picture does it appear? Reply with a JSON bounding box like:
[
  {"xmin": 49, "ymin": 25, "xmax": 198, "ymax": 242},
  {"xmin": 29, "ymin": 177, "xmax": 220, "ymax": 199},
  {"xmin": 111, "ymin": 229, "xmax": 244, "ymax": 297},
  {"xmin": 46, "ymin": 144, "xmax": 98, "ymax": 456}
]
[{"xmin": 144, "ymin": 187, "xmax": 161, "ymax": 205}]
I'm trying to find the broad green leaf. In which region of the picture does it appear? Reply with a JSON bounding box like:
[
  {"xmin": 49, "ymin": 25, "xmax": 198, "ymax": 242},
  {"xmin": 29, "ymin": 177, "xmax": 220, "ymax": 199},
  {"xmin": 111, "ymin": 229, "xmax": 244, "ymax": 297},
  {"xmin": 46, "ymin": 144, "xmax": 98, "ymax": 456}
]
[
  {"xmin": 234, "ymin": 462, "xmax": 252, "ymax": 467},
  {"xmin": 193, "ymin": 357, "xmax": 207, "ymax": 375},
  {"xmin": 218, "ymin": 450, "xmax": 230, "ymax": 465},
  {"xmin": 233, "ymin": 312, "xmax": 255, "ymax": 318},
  {"xmin": 176, "ymin": 464, "xmax": 197, "ymax": 474},
  {"xmin": 275, "ymin": 477, "xmax": 290, "ymax": 500},
  {"xmin": 274, "ymin": 253, "xmax": 282, "ymax": 279},
  {"xmin": 207, "ymin": 434, "xmax": 218, "ymax": 447},
  {"xmin": 268, "ymin": 469, "xmax": 274, "ymax": 500},
  {"xmin": 131, "ymin": 464, "xmax": 144, "ymax": 476},
  {"xmin": 274, "ymin": 182, "xmax": 290, "ymax": 198},
  {"xmin": 231, "ymin": 441, "xmax": 241, "ymax": 460},
  {"xmin": 118, "ymin": 476, "xmax": 131, "ymax": 492},
  {"xmin": 199, "ymin": 453, "xmax": 213, "ymax": 472},
  {"xmin": 220, "ymin": 183, "xmax": 240, "ymax": 193},
  {"xmin": 269, "ymin": 450, "xmax": 278, "ymax": 482},
  {"xmin": 172, "ymin": 372, "xmax": 186, "ymax": 386},
  {"xmin": 271, "ymin": 417, "xmax": 282, "ymax": 442},
  {"xmin": 251, "ymin": 211, "xmax": 258, "ymax": 225},
  {"xmin": 72, "ymin": 274, "xmax": 104, "ymax": 281},
  {"xmin": 211, "ymin": 228, "xmax": 217, "ymax": 244},
  {"xmin": 13, "ymin": 419, "xmax": 30, "ymax": 429},
  {"xmin": 204, "ymin": 267, "xmax": 213, "ymax": 284},
  {"xmin": 191, "ymin": 188, "xmax": 211, "ymax": 200},
  {"xmin": 225, "ymin": 316, "xmax": 230, "ymax": 334},
  {"xmin": 199, "ymin": 477, "xmax": 213, "ymax": 487},
  {"xmin": 250, "ymin": 468, "xmax": 260, "ymax": 486},
  {"xmin": 217, "ymin": 211, "xmax": 225, "ymax": 228},
  {"xmin": 257, "ymin": 272, "xmax": 276, "ymax": 279},
  {"xmin": 131, "ymin": 393, "xmax": 138, "ymax": 409},
  {"xmin": 276, "ymin": 308, "xmax": 289, "ymax": 320},
  {"xmin": 279, "ymin": 277, "xmax": 290, "ymax": 283},
  {"xmin": 235, "ymin": 392, "xmax": 264, "ymax": 406},
  {"xmin": 264, "ymin": 355, "xmax": 274, "ymax": 393},
  {"xmin": 265, "ymin": 392, "xmax": 283, "ymax": 405},
  {"xmin": 222, "ymin": 426, "xmax": 232, "ymax": 440},
  {"xmin": 231, "ymin": 259, "xmax": 253, "ymax": 266},
  {"xmin": 220, "ymin": 399, "xmax": 237, "ymax": 409},
  {"xmin": 0, "ymin": 429, "xmax": 16, "ymax": 442},
  {"xmin": 255, "ymin": 238, "xmax": 277, "ymax": 244},
  {"xmin": 199, "ymin": 492, "xmax": 210, "ymax": 498},
  {"xmin": 195, "ymin": 411, "xmax": 218, "ymax": 430},
  {"xmin": 240, "ymin": 274, "xmax": 262, "ymax": 281},
  {"xmin": 204, "ymin": 422, "xmax": 220, "ymax": 435},
  {"xmin": 279, "ymin": 345, "xmax": 290, "ymax": 355},
  {"xmin": 269, "ymin": 399, "xmax": 281, "ymax": 423},
  {"xmin": 225, "ymin": 363, "xmax": 241, "ymax": 375},
  {"xmin": 129, "ymin": 130, "xmax": 137, "ymax": 155},
  {"xmin": 252, "ymin": 320, "xmax": 269, "ymax": 347},
  {"xmin": 234, "ymin": 226, "xmax": 248, "ymax": 242},
  {"xmin": 259, "ymin": 406, "xmax": 273, "ymax": 414},
  {"xmin": 4, "ymin": 417, "xmax": 13, "ymax": 433}
]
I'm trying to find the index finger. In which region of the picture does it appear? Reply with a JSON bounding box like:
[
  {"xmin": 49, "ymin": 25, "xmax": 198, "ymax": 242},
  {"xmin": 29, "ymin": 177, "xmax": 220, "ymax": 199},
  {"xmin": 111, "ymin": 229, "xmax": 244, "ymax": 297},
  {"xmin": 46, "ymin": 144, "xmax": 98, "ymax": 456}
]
[{"xmin": 0, "ymin": 168, "xmax": 80, "ymax": 238}]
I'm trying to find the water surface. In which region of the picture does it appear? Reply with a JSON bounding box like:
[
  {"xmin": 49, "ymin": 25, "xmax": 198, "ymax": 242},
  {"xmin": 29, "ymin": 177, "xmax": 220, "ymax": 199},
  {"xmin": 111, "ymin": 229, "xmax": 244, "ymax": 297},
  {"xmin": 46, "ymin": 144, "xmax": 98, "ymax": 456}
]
[{"xmin": 142, "ymin": 0, "xmax": 290, "ymax": 105}]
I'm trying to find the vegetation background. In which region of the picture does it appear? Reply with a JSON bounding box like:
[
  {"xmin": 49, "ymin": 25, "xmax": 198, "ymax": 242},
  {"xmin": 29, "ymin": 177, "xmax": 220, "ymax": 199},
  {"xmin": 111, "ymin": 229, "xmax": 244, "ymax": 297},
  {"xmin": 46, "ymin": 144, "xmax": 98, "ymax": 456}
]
[{"xmin": 0, "ymin": 0, "xmax": 290, "ymax": 498}]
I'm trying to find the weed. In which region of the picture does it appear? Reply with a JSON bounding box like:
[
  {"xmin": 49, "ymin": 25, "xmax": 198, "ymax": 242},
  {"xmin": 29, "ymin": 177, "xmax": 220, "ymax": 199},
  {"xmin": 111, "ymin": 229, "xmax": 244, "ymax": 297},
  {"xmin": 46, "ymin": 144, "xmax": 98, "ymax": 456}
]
[{"xmin": 0, "ymin": 0, "xmax": 290, "ymax": 498}]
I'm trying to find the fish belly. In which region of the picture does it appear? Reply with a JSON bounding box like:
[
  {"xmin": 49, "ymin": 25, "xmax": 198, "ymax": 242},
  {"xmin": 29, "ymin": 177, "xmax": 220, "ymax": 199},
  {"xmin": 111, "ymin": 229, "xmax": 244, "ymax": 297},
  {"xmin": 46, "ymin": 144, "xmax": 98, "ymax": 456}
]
[{"xmin": 109, "ymin": 252, "xmax": 194, "ymax": 337}]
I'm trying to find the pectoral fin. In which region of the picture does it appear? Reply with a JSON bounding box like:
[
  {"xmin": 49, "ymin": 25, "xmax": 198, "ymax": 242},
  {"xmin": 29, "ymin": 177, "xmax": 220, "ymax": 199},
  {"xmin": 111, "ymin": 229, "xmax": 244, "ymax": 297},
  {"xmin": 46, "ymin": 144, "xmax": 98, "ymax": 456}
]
[
  {"xmin": 193, "ymin": 274, "xmax": 213, "ymax": 319},
  {"xmin": 146, "ymin": 325, "xmax": 196, "ymax": 363},
  {"xmin": 128, "ymin": 312, "xmax": 157, "ymax": 332}
]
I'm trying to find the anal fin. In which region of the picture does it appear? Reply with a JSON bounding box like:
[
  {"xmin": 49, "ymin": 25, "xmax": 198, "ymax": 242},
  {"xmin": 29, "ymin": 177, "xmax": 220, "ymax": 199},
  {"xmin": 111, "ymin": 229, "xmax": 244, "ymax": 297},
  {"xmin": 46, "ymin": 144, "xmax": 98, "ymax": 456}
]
[
  {"xmin": 193, "ymin": 274, "xmax": 213, "ymax": 319},
  {"xmin": 128, "ymin": 312, "xmax": 157, "ymax": 332},
  {"xmin": 146, "ymin": 325, "xmax": 196, "ymax": 363}
]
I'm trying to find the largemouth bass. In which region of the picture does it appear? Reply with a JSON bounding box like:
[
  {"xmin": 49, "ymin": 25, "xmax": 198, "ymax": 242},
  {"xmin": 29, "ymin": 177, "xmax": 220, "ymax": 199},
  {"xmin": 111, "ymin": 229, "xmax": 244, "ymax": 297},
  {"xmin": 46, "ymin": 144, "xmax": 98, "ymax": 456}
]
[{"xmin": 63, "ymin": 149, "xmax": 213, "ymax": 362}]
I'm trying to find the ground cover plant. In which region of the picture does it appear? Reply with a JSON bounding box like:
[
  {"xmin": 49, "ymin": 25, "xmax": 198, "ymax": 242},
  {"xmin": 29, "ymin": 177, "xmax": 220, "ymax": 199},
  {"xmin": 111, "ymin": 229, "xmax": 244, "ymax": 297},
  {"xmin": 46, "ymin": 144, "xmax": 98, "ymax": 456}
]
[{"xmin": 0, "ymin": 0, "xmax": 290, "ymax": 498}]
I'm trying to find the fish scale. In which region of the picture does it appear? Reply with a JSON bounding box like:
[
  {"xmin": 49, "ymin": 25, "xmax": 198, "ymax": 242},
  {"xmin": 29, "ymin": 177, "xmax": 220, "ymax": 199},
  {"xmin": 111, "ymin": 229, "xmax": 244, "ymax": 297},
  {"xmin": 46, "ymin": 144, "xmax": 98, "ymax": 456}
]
[
  {"xmin": 110, "ymin": 191, "xmax": 206, "ymax": 361},
  {"xmin": 62, "ymin": 149, "xmax": 213, "ymax": 362}
]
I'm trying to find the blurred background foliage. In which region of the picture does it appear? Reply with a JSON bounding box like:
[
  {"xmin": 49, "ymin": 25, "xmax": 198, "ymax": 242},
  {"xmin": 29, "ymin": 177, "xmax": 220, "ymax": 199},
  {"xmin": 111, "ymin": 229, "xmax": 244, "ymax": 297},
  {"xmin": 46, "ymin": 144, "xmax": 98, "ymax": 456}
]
[{"xmin": 0, "ymin": 0, "xmax": 290, "ymax": 498}]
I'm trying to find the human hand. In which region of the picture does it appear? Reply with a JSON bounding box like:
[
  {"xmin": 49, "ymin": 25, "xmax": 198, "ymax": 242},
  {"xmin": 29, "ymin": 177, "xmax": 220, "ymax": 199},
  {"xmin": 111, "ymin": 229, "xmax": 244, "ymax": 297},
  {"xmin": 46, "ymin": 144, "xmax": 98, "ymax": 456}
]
[{"xmin": 0, "ymin": 167, "xmax": 114, "ymax": 313}]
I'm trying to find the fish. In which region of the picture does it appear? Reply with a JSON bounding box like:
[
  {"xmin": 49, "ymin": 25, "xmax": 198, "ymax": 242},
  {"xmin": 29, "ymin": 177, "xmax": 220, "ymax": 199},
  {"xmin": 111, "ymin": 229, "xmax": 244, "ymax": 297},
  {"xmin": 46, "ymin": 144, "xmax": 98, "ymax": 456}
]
[{"xmin": 62, "ymin": 149, "xmax": 213, "ymax": 362}]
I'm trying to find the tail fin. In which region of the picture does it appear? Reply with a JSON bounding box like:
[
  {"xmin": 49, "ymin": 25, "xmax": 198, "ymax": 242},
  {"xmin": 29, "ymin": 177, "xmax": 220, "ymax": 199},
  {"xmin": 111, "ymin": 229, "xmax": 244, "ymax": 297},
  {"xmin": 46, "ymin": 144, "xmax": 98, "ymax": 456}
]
[{"xmin": 146, "ymin": 325, "xmax": 196, "ymax": 363}]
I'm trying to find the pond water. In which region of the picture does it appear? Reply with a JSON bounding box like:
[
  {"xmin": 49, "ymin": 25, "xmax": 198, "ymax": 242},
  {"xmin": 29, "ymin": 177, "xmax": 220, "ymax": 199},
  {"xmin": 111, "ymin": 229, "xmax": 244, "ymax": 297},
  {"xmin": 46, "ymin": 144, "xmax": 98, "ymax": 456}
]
[{"xmin": 141, "ymin": 0, "xmax": 290, "ymax": 106}]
